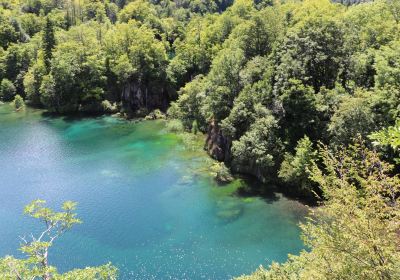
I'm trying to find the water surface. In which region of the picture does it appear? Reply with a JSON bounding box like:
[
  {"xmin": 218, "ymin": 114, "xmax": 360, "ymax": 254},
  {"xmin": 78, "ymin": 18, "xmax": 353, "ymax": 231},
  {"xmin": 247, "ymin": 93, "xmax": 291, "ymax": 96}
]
[{"xmin": 0, "ymin": 104, "xmax": 307, "ymax": 279}]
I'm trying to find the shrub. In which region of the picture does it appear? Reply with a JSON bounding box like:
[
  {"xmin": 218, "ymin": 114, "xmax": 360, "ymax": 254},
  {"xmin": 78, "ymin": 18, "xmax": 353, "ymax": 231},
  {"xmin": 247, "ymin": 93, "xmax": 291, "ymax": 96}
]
[
  {"xmin": 0, "ymin": 79, "xmax": 16, "ymax": 101},
  {"xmin": 191, "ymin": 120, "xmax": 199, "ymax": 134},
  {"xmin": 278, "ymin": 136, "xmax": 318, "ymax": 197},
  {"xmin": 101, "ymin": 100, "xmax": 118, "ymax": 113},
  {"xmin": 165, "ymin": 119, "xmax": 184, "ymax": 133},
  {"xmin": 145, "ymin": 109, "xmax": 166, "ymax": 120},
  {"xmin": 13, "ymin": 94, "xmax": 24, "ymax": 110},
  {"xmin": 212, "ymin": 162, "xmax": 234, "ymax": 184}
]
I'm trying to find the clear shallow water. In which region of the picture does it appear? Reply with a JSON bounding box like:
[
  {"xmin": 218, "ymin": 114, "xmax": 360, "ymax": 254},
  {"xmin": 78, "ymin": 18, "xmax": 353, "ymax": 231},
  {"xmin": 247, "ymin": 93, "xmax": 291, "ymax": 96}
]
[{"xmin": 0, "ymin": 104, "xmax": 307, "ymax": 279}]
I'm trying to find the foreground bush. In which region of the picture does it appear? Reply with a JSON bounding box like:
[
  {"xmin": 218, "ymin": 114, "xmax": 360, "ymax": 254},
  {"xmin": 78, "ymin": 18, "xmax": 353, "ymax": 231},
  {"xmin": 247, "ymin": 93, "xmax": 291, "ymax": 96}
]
[
  {"xmin": 0, "ymin": 200, "xmax": 117, "ymax": 280},
  {"xmin": 237, "ymin": 140, "xmax": 400, "ymax": 280}
]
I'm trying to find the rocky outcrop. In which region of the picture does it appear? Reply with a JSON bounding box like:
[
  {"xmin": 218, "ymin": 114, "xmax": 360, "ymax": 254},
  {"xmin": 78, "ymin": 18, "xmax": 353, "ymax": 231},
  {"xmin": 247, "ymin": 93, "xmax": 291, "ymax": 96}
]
[
  {"xmin": 205, "ymin": 121, "xmax": 231, "ymax": 162},
  {"xmin": 121, "ymin": 82, "xmax": 174, "ymax": 116},
  {"xmin": 205, "ymin": 121, "xmax": 276, "ymax": 184}
]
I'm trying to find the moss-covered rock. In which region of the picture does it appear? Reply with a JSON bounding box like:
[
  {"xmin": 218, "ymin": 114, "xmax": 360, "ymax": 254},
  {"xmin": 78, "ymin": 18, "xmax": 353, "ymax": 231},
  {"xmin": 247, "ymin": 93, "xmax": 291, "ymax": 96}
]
[{"xmin": 211, "ymin": 162, "xmax": 234, "ymax": 184}]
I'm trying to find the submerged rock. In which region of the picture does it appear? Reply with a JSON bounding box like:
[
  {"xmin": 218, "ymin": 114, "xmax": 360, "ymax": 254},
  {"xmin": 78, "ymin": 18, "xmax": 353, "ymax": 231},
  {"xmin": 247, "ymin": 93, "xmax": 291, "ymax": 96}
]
[
  {"xmin": 215, "ymin": 198, "xmax": 244, "ymax": 222},
  {"xmin": 177, "ymin": 175, "xmax": 194, "ymax": 185}
]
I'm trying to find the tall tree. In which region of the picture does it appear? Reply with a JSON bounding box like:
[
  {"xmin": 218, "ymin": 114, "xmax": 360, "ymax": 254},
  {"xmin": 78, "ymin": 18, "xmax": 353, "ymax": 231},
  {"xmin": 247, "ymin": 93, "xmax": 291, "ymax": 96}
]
[{"xmin": 42, "ymin": 17, "xmax": 55, "ymax": 73}]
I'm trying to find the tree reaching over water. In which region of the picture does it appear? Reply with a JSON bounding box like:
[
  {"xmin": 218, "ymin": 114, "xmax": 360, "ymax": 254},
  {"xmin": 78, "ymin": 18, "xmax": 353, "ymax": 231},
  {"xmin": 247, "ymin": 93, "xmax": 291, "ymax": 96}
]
[
  {"xmin": 0, "ymin": 200, "xmax": 117, "ymax": 280},
  {"xmin": 278, "ymin": 135, "xmax": 317, "ymax": 197},
  {"xmin": 237, "ymin": 139, "xmax": 400, "ymax": 280}
]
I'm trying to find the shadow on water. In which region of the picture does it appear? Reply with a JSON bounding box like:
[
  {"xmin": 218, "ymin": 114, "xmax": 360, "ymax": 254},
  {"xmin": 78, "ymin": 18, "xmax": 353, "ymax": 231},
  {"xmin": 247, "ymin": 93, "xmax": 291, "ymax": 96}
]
[
  {"xmin": 39, "ymin": 111, "xmax": 106, "ymax": 125},
  {"xmin": 41, "ymin": 111, "xmax": 134, "ymax": 124},
  {"xmin": 230, "ymin": 174, "xmax": 317, "ymax": 206},
  {"xmin": 41, "ymin": 110, "xmax": 104, "ymax": 120},
  {"xmin": 228, "ymin": 176, "xmax": 281, "ymax": 204}
]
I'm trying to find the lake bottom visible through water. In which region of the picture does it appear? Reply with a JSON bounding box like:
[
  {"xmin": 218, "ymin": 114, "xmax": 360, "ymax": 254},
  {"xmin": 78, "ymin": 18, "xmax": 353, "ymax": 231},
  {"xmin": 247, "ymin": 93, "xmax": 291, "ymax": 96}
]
[{"xmin": 0, "ymin": 104, "xmax": 307, "ymax": 279}]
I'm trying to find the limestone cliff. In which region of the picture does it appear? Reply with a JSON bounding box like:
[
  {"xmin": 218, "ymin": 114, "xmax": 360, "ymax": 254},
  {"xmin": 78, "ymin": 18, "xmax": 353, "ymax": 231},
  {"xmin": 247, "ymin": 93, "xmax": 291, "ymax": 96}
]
[
  {"xmin": 120, "ymin": 82, "xmax": 175, "ymax": 116},
  {"xmin": 205, "ymin": 121, "xmax": 231, "ymax": 162},
  {"xmin": 205, "ymin": 122, "xmax": 276, "ymax": 184}
]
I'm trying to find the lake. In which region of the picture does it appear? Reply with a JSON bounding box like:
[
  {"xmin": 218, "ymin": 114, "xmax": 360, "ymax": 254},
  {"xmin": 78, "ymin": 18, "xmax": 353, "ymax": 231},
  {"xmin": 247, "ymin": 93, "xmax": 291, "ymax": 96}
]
[{"xmin": 0, "ymin": 104, "xmax": 307, "ymax": 279}]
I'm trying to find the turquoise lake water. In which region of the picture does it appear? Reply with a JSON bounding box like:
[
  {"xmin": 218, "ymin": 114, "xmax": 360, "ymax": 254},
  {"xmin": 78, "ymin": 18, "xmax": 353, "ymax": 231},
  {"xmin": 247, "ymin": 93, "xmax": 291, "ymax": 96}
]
[{"xmin": 0, "ymin": 104, "xmax": 307, "ymax": 279}]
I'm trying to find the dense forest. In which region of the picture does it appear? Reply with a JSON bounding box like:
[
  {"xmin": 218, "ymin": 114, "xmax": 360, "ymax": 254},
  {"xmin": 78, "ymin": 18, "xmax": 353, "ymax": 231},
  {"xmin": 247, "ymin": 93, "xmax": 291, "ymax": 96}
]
[
  {"xmin": 2, "ymin": 0, "xmax": 400, "ymax": 196},
  {"xmin": 0, "ymin": 0, "xmax": 400, "ymax": 279}
]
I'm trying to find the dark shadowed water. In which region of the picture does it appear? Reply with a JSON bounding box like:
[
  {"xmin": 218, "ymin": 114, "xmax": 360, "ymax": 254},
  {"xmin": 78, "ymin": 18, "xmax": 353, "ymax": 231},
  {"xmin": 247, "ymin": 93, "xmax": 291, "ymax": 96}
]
[{"xmin": 0, "ymin": 104, "xmax": 307, "ymax": 279}]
